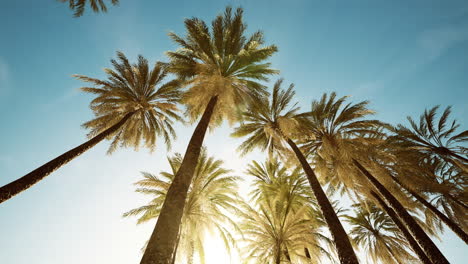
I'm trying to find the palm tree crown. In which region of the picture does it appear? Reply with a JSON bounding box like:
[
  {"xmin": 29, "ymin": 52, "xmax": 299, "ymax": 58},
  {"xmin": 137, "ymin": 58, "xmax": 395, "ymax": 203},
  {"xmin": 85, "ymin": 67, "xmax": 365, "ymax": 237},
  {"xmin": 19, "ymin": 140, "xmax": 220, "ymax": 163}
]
[
  {"xmin": 60, "ymin": 0, "xmax": 119, "ymax": 17},
  {"xmin": 75, "ymin": 51, "xmax": 181, "ymax": 154},
  {"xmin": 240, "ymin": 159, "xmax": 333, "ymax": 263},
  {"xmin": 346, "ymin": 204, "xmax": 418, "ymax": 264},
  {"xmin": 167, "ymin": 6, "xmax": 279, "ymax": 126},
  {"xmin": 124, "ymin": 149, "xmax": 240, "ymax": 263},
  {"xmin": 231, "ymin": 79, "xmax": 302, "ymax": 156},
  {"xmin": 391, "ymin": 106, "xmax": 468, "ymax": 164}
]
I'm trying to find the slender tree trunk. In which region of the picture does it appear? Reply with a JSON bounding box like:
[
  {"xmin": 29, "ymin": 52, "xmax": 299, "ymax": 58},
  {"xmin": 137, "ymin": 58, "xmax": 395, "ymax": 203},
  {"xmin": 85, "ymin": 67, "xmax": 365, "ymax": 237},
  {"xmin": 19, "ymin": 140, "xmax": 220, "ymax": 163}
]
[
  {"xmin": 140, "ymin": 96, "xmax": 218, "ymax": 264},
  {"xmin": 447, "ymin": 194, "xmax": 468, "ymax": 210},
  {"xmin": 284, "ymin": 247, "xmax": 292, "ymax": 263},
  {"xmin": 371, "ymin": 191, "xmax": 432, "ymax": 264},
  {"xmin": 450, "ymin": 152, "xmax": 468, "ymax": 163},
  {"xmin": 286, "ymin": 139, "xmax": 359, "ymax": 264},
  {"xmin": 382, "ymin": 238, "xmax": 404, "ymax": 264},
  {"xmin": 187, "ymin": 240, "xmax": 195, "ymax": 264},
  {"xmin": 392, "ymin": 176, "xmax": 468, "ymax": 244},
  {"xmin": 354, "ymin": 160, "xmax": 449, "ymax": 264},
  {"xmin": 0, "ymin": 111, "xmax": 135, "ymax": 204},
  {"xmin": 170, "ymin": 232, "xmax": 181, "ymax": 264},
  {"xmin": 275, "ymin": 245, "xmax": 282, "ymax": 264}
]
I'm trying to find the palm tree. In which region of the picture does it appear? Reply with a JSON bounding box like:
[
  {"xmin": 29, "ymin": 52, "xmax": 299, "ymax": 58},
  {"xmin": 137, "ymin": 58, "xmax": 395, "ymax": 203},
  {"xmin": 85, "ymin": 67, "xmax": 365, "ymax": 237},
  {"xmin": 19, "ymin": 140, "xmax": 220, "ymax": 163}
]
[
  {"xmin": 232, "ymin": 81, "xmax": 359, "ymax": 264},
  {"xmin": 370, "ymin": 191, "xmax": 431, "ymax": 264},
  {"xmin": 346, "ymin": 203, "xmax": 419, "ymax": 264},
  {"xmin": 141, "ymin": 7, "xmax": 278, "ymax": 264},
  {"xmin": 124, "ymin": 149, "xmax": 240, "ymax": 264},
  {"xmin": 240, "ymin": 159, "xmax": 334, "ymax": 264},
  {"xmin": 353, "ymin": 160, "xmax": 450, "ymax": 264},
  {"xmin": 301, "ymin": 92, "xmax": 450, "ymax": 263},
  {"xmin": 0, "ymin": 52, "xmax": 180, "ymax": 203},
  {"xmin": 389, "ymin": 157, "xmax": 468, "ymax": 244},
  {"xmin": 391, "ymin": 106, "xmax": 467, "ymax": 165},
  {"xmin": 59, "ymin": 0, "xmax": 119, "ymax": 17}
]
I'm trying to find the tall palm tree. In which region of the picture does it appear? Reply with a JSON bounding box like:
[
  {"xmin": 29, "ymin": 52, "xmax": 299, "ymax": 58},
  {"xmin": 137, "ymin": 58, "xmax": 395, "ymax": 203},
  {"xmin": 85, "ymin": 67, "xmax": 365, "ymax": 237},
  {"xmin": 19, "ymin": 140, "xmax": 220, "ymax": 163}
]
[
  {"xmin": 124, "ymin": 149, "xmax": 240, "ymax": 264},
  {"xmin": 0, "ymin": 52, "xmax": 180, "ymax": 203},
  {"xmin": 346, "ymin": 203, "xmax": 419, "ymax": 264},
  {"xmin": 240, "ymin": 159, "xmax": 334, "ymax": 264},
  {"xmin": 141, "ymin": 7, "xmax": 278, "ymax": 264},
  {"xmin": 301, "ymin": 92, "xmax": 450, "ymax": 263},
  {"xmin": 232, "ymin": 80, "xmax": 359, "ymax": 264},
  {"xmin": 59, "ymin": 0, "xmax": 119, "ymax": 17}
]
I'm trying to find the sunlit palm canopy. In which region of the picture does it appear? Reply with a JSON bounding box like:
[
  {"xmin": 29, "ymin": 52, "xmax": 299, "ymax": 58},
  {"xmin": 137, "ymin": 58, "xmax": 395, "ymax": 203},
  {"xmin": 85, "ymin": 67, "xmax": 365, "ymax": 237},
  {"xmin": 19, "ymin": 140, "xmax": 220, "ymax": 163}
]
[
  {"xmin": 75, "ymin": 51, "xmax": 181, "ymax": 154},
  {"xmin": 60, "ymin": 0, "xmax": 119, "ymax": 17},
  {"xmin": 231, "ymin": 79, "xmax": 304, "ymax": 156},
  {"xmin": 239, "ymin": 158, "xmax": 335, "ymax": 263},
  {"xmin": 297, "ymin": 92, "xmax": 386, "ymax": 193},
  {"xmin": 301, "ymin": 92, "xmax": 385, "ymax": 156},
  {"xmin": 246, "ymin": 159, "xmax": 310, "ymax": 206},
  {"xmin": 239, "ymin": 195, "xmax": 333, "ymax": 263},
  {"xmin": 346, "ymin": 203, "xmax": 419, "ymax": 264},
  {"xmin": 123, "ymin": 149, "xmax": 240, "ymax": 263},
  {"xmin": 167, "ymin": 6, "xmax": 278, "ymax": 127}
]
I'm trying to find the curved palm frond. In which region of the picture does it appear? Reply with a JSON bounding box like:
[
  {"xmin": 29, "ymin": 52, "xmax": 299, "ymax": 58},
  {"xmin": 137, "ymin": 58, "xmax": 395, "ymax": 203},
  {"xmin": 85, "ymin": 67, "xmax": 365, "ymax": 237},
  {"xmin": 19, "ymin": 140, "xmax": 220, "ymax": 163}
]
[
  {"xmin": 391, "ymin": 106, "xmax": 468, "ymax": 165},
  {"xmin": 60, "ymin": 0, "xmax": 119, "ymax": 17}
]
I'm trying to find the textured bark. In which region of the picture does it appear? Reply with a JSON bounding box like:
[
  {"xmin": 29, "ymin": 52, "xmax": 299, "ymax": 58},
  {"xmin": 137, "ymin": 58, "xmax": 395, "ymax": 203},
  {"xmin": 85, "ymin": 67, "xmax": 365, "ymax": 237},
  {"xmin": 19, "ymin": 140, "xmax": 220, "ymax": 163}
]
[
  {"xmin": 140, "ymin": 96, "xmax": 218, "ymax": 264},
  {"xmin": 286, "ymin": 139, "xmax": 359, "ymax": 264},
  {"xmin": 371, "ymin": 191, "xmax": 432, "ymax": 264},
  {"xmin": 0, "ymin": 111, "xmax": 135, "ymax": 204},
  {"xmin": 354, "ymin": 160, "xmax": 449, "ymax": 264},
  {"xmin": 392, "ymin": 176, "xmax": 468, "ymax": 244}
]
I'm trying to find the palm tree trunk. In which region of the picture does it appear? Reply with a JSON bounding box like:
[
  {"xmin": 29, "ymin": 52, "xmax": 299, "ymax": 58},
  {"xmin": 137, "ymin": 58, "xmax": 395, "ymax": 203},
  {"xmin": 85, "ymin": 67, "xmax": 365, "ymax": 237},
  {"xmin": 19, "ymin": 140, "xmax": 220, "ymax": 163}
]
[
  {"xmin": 170, "ymin": 232, "xmax": 181, "ymax": 264},
  {"xmin": 275, "ymin": 245, "xmax": 282, "ymax": 264},
  {"xmin": 447, "ymin": 194, "xmax": 468, "ymax": 210},
  {"xmin": 450, "ymin": 152, "xmax": 468, "ymax": 163},
  {"xmin": 380, "ymin": 239, "xmax": 403, "ymax": 264},
  {"xmin": 392, "ymin": 176, "xmax": 468, "ymax": 244},
  {"xmin": 371, "ymin": 191, "xmax": 432, "ymax": 264},
  {"xmin": 140, "ymin": 96, "xmax": 218, "ymax": 264},
  {"xmin": 187, "ymin": 240, "xmax": 195, "ymax": 264},
  {"xmin": 286, "ymin": 139, "xmax": 359, "ymax": 264},
  {"xmin": 354, "ymin": 160, "xmax": 449, "ymax": 264},
  {"xmin": 284, "ymin": 247, "xmax": 292, "ymax": 263},
  {"xmin": 0, "ymin": 111, "xmax": 135, "ymax": 204}
]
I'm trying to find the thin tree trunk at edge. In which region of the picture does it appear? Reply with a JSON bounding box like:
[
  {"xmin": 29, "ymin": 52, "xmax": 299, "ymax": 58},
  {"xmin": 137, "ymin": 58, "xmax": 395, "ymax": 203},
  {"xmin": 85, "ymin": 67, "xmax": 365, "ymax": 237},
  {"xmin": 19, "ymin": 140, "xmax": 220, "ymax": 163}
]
[
  {"xmin": 353, "ymin": 160, "xmax": 449, "ymax": 264},
  {"xmin": 286, "ymin": 139, "xmax": 359, "ymax": 264},
  {"xmin": 0, "ymin": 111, "xmax": 135, "ymax": 204},
  {"xmin": 382, "ymin": 240, "xmax": 404, "ymax": 264},
  {"xmin": 371, "ymin": 191, "xmax": 432, "ymax": 264},
  {"xmin": 392, "ymin": 176, "xmax": 468, "ymax": 244},
  {"xmin": 140, "ymin": 96, "xmax": 218, "ymax": 264}
]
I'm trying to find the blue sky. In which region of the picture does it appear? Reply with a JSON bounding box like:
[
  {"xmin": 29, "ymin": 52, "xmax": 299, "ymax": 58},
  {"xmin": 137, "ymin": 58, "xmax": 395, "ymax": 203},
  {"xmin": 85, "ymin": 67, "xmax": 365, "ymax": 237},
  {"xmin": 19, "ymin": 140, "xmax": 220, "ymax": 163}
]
[{"xmin": 0, "ymin": 0, "xmax": 467, "ymax": 263}]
